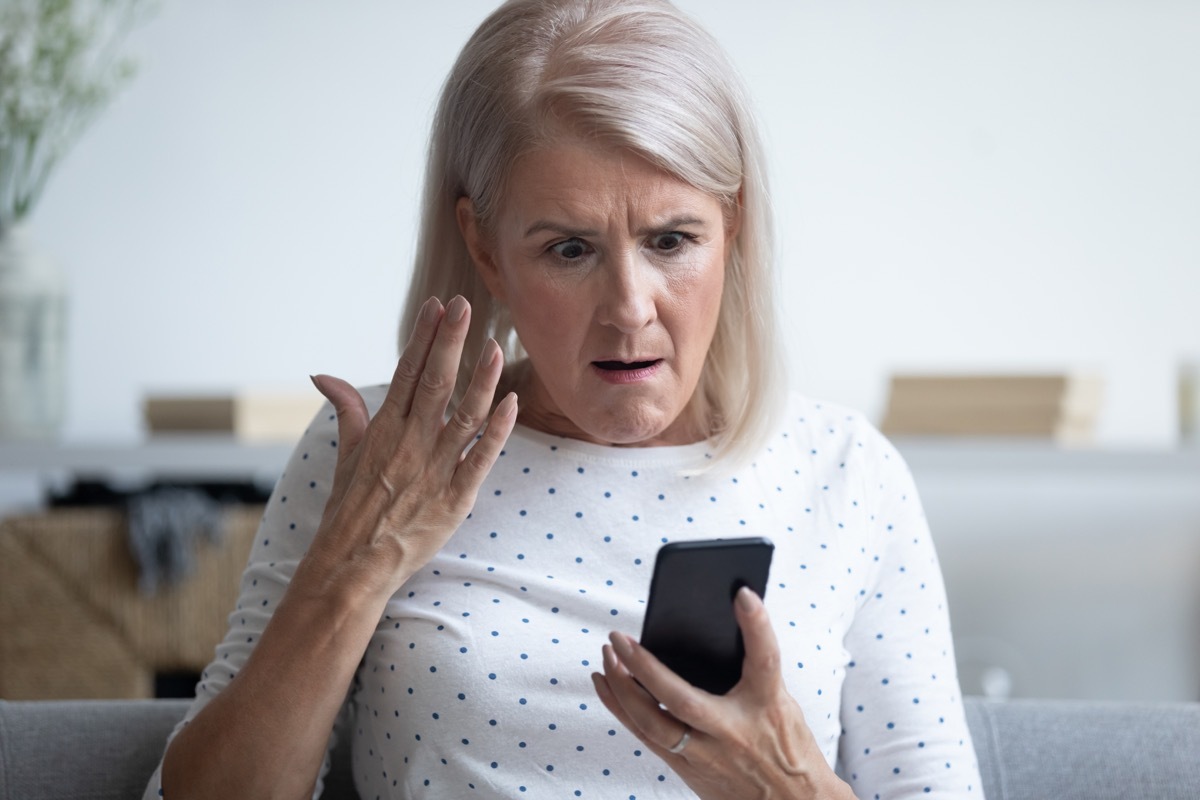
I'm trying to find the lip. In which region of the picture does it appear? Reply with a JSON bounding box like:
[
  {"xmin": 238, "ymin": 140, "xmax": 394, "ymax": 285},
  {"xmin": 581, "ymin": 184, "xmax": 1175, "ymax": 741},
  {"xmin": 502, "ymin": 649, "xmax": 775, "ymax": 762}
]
[{"xmin": 590, "ymin": 358, "xmax": 663, "ymax": 385}]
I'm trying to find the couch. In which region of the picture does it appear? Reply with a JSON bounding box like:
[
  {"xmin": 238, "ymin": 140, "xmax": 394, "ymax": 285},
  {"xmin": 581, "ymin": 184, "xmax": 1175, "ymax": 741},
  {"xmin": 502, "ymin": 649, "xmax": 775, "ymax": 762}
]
[{"xmin": 1, "ymin": 696, "xmax": 1198, "ymax": 799}]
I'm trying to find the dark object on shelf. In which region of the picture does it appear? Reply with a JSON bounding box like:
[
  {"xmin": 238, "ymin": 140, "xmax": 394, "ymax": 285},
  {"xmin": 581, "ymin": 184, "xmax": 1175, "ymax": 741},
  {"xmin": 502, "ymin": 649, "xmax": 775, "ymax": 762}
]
[
  {"xmin": 126, "ymin": 486, "xmax": 223, "ymax": 594},
  {"xmin": 48, "ymin": 478, "xmax": 271, "ymax": 507},
  {"xmin": 46, "ymin": 479, "xmax": 270, "ymax": 594}
]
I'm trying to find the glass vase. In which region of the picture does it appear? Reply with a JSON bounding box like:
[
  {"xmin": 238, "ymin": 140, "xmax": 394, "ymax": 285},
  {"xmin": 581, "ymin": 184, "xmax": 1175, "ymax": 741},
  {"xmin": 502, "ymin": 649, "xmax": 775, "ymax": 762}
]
[{"xmin": 0, "ymin": 223, "xmax": 67, "ymax": 440}]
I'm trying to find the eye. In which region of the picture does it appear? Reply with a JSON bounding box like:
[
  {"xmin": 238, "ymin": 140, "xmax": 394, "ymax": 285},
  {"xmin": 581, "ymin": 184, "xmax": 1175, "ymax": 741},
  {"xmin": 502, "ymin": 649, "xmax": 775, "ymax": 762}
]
[
  {"xmin": 650, "ymin": 232, "xmax": 688, "ymax": 252},
  {"xmin": 550, "ymin": 238, "xmax": 590, "ymax": 260}
]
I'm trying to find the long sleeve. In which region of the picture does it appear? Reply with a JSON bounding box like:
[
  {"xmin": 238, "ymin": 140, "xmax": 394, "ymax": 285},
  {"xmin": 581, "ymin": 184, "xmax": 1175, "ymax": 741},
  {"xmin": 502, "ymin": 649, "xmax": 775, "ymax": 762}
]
[
  {"xmin": 142, "ymin": 400, "xmax": 349, "ymax": 800},
  {"xmin": 837, "ymin": 428, "xmax": 983, "ymax": 799}
]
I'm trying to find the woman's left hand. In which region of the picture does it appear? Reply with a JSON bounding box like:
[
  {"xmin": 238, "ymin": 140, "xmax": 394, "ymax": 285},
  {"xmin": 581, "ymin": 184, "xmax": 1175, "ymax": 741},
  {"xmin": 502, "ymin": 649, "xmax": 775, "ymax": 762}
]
[{"xmin": 592, "ymin": 587, "xmax": 857, "ymax": 800}]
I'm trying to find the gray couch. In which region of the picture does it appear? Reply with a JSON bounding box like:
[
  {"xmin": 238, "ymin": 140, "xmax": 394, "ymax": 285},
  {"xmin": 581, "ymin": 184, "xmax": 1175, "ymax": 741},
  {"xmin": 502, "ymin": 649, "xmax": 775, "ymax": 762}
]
[{"xmin": 1, "ymin": 696, "xmax": 1198, "ymax": 799}]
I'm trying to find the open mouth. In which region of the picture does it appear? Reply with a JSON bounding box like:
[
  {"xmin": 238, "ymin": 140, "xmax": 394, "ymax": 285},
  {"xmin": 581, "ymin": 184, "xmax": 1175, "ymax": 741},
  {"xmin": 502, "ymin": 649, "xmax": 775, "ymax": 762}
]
[{"xmin": 594, "ymin": 359, "xmax": 662, "ymax": 371}]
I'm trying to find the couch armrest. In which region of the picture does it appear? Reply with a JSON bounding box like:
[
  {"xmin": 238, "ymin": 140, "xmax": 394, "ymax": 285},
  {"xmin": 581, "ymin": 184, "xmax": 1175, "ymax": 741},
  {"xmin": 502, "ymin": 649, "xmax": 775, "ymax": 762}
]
[
  {"xmin": 0, "ymin": 699, "xmax": 358, "ymax": 800},
  {"xmin": 0, "ymin": 699, "xmax": 189, "ymax": 800},
  {"xmin": 966, "ymin": 696, "xmax": 1200, "ymax": 799}
]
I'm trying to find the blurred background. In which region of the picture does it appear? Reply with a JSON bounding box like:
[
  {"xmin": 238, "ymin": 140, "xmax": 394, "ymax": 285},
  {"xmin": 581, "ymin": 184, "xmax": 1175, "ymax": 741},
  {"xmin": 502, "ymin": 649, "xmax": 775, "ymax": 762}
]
[{"xmin": 1, "ymin": 1, "xmax": 1198, "ymax": 704}]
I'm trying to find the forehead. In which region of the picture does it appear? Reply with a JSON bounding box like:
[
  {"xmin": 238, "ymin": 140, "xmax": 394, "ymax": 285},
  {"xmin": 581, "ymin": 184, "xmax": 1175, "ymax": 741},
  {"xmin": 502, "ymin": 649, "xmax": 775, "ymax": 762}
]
[{"xmin": 499, "ymin": 141, "xmax": 720, "ymax": 229}]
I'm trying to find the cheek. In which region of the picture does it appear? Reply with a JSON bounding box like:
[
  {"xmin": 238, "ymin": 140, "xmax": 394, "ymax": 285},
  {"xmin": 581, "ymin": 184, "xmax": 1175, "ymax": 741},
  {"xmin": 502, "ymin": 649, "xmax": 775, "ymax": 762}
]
[
  {"xmin": 702, "ymin": 262, "xmax": 726, "ymax": 316},
  {"xmin": 670, "ymin": 254, "xmax": 726, "ymax": 333},
  {"xmin": 503, "ymin": 270, "xmax": 584, "ymax": 352},
  {"xmin": 703, "ymin": 244, "xmax": 728, "ymax": 316},
  {"xmin": 684, "ymin": 258, "xmax": 726, "ymax": 379}
]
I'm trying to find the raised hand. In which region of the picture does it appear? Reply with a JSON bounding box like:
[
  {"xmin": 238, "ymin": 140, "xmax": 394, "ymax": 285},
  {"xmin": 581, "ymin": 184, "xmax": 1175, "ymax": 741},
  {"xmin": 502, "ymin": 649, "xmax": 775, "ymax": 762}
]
[
  {"xmin": 592, "ymin": 587, "xmax": 857, "ymax": 800},
  {"xmin": 303, "ymin": 295, "xmax": 517, "ymax": 598}
]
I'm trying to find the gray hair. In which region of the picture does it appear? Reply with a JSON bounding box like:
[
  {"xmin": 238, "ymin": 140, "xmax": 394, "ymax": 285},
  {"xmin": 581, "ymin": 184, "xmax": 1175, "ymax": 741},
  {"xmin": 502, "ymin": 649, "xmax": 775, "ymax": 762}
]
[{"xmin": 401, "ymin": 0, "xmax": 785, "ymax": 468}]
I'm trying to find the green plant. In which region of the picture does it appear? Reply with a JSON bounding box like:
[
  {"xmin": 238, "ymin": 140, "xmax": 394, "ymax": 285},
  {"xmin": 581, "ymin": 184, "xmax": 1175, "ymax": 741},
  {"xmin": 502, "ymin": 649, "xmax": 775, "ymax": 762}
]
[{"xmin": 0, "ymin": 0, "xmax": 147, "ymax": 231}]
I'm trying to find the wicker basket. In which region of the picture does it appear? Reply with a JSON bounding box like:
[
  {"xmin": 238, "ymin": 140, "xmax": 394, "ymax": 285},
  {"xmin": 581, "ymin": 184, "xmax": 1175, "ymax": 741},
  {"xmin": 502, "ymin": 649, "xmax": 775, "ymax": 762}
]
[{"xmin": 0, "ymin": 506, "xmax": 261, "ymax": 699}]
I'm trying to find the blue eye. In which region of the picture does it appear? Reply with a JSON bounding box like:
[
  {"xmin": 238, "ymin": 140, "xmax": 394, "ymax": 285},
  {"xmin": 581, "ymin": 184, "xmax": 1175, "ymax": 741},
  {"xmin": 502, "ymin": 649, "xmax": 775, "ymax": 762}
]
[{"xmin": 551, "ymin": 238, "xmax": 589, "ymax": 260}]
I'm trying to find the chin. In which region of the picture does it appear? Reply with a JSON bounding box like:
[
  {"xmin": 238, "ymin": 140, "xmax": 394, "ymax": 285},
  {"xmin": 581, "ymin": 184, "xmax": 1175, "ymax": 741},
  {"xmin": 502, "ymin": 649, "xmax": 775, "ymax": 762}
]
[{"xmin": 581, "ymin": 403, "xmax": 678, "ymax": 447}]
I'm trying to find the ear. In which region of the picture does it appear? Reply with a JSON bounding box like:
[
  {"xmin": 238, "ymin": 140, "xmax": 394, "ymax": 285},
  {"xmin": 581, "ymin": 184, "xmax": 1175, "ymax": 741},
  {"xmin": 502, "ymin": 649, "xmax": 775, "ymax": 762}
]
[{"xmin": 456, "ymin": 197, "xmax": 507, "ymax": 303}]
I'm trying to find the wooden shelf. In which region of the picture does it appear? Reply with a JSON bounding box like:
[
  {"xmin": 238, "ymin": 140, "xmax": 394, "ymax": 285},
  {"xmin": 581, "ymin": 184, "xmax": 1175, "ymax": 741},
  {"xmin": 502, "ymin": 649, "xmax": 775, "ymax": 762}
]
[
  {"xmin": 892, "ymin": 438, "xmax": 1200, "ymax": 475},
  {"xmin": 0, "ymin": 437, "xmax": 294, "ymax": 491},
  {"xmin": 3, "ymin": 437, "xmax": 1197, "ymax": 482}
]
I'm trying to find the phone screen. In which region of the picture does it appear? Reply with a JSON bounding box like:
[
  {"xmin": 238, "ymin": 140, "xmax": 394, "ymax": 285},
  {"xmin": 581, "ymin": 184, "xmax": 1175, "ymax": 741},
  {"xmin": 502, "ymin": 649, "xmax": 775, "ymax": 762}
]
[{"xmin": 638, "ymin": 537, "xmax": 774, "ymax": 695}]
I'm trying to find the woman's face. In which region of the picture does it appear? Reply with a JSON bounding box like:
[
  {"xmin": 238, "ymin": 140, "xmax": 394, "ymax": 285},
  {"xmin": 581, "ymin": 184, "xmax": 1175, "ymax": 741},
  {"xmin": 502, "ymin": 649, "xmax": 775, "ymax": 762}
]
[{"xmin": 459, "ymin": 141, "xmax": 731, "ymax": 447}]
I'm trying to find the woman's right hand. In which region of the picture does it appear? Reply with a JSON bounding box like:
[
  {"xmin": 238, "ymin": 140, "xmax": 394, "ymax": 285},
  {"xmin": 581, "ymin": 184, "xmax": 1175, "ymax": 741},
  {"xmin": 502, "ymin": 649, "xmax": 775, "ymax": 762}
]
[{"xmin": 303, "ymin": 294, "xmax": 516, "ymax": 599}]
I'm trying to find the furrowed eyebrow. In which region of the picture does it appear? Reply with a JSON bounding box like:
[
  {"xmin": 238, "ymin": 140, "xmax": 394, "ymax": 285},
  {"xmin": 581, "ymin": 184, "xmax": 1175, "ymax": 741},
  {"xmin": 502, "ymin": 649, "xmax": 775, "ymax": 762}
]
[
  {"xmin": 636, "ymin": 216, "xmax": 707, "ymax": 235},
  {"xmin": 523, "ymin": 221, "xmax": 600, "ymax": 239},
  {"xmin": 523, "ymin": 215, "xmax": 709, "ymax": 239}
]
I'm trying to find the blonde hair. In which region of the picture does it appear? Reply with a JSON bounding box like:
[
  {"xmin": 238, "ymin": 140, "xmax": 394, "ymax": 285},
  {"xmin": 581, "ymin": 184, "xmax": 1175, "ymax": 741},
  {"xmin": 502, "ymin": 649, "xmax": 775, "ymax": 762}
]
[{"xmin": 401, "ymin": 0, "xmax": 785, "ymax": 469}]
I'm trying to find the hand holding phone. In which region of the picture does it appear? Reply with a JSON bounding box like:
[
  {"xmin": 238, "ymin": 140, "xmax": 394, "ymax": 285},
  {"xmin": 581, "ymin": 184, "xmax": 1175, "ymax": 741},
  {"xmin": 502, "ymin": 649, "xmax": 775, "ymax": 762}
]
[{"xmin": 638, "ymin": 537, "xmax": 774, "ymax": 695}]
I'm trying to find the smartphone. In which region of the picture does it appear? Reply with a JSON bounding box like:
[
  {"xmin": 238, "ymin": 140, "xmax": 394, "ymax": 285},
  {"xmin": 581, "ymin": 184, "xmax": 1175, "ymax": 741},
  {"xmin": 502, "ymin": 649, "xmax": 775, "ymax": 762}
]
[{"xmin": 638, "ymin": 537, "xmax": 774, "ymax": 695}]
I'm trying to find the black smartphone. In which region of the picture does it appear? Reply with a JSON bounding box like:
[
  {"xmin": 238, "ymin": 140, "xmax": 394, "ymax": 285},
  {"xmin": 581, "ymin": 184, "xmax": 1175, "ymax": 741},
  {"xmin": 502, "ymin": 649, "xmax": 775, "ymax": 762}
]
[{"xmin": 638, "ymin": 537, "xmax": 774, "ymax": 695}]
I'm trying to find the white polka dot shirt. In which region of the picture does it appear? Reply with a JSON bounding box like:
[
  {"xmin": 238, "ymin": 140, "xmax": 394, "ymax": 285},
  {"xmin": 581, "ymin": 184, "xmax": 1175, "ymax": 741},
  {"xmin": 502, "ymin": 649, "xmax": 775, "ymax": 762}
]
[{"xmin": 145, "ymin": 388, "xmax": 982, "ymax": 799}]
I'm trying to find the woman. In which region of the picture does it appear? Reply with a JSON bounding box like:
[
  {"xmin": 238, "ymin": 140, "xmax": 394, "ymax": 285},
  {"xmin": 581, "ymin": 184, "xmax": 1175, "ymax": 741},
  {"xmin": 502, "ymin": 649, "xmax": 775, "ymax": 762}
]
[{"xmin": 148, "ymin": 1, "xmax": 983, "ymax": 798}]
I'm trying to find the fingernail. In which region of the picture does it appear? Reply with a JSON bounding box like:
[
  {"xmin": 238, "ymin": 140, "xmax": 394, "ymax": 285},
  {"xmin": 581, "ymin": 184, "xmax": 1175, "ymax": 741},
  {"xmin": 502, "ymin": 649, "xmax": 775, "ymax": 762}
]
[
  {"xmin": 422, "ymin": 297, "xmax": 442, "ymax": 324},
  {"xmin": 448, "ymin": 295, "xmax": 468, "ymax": 322},
  {"xmin": 497, "ymin": 392, "xmax": 517, "ymax": 418},
  {"xmin": 600, "ymin": 642, "xmax": 619, "ymax": 676},
  {"xmin": 736, "ymin": 585, "xmax": 758, "ymax": 611},
  {"xmin": 481, "ymin": 338, "xmax": 500, "ymax": 368},
  {"xmin": 610, "ymin": 632, "xmax": 634, "ymax": 658},
  {"xmin": 310, "ymin": 374, "xmax": 324, "ymax": 393}
]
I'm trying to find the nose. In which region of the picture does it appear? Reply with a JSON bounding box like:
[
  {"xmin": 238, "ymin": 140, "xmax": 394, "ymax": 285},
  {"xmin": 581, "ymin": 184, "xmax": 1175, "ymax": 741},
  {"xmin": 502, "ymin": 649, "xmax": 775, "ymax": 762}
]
[{"xmin": 596, "ymin": 248, "xmax": 656, "ymax": 334}]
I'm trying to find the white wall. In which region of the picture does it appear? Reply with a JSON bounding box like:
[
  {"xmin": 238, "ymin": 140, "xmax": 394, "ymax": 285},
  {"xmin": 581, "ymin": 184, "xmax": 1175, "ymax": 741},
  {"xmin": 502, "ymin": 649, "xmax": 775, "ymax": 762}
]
[{"xmin": 28, "ymin": 0, "xmax": 1200, "ymax": 445}]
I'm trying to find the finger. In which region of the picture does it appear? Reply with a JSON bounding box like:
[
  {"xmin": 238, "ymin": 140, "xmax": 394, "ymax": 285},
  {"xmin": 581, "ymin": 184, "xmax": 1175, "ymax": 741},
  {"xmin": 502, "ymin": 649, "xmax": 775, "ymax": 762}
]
[
  {"xmin": 450, "ymin": 391, "xmax": 517, "ymax": 499},
  {"xmin": 733, "ymin": 586, "xmax": 783, "ymax": 695},
  {"xmin": 408, "ymin": 295, "xmax": 471, "ymax": 425},
  {"xmin": 611, "ymin": 632, "xmax": 719, "ymax": 735},
  {"xmin": 595, "ymin": 645, "xmax": 669, "ymax": 750},
  {"xmin": 437, "ymin": 337, "xmax": 504, "ymax": 462},
  {"xmin": 310, "ymin": 374, "xmax": 370, "ymax": 466},
  {"xmin": 382, "ymin": 296, "xmax": 444, "ymax": 419},
  {"xmin": 603, "ymin": 637, "xmax": 701, "ymax": 754},
  {"xmin": 590, "ymin": 667, "xmax": 676, "ymax": 761},
  {"xmin": 591, "ymin": 669, "xmax": 640, "ymax": 734}
]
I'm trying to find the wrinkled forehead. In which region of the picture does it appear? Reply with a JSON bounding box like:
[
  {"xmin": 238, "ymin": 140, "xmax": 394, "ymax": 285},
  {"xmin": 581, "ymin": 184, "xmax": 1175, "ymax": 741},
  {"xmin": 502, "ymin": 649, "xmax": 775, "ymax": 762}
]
[{"xmin": 495, "ymin": 140, "xmax": 726, "ymax": 235}]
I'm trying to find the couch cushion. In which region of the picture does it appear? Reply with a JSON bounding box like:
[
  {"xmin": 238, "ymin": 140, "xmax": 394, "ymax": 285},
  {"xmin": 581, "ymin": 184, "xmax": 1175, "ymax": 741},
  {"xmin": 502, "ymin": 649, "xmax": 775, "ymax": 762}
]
[{"xmin": 5, "ymin": 697, "xmax": 1200, "ymax": 799}]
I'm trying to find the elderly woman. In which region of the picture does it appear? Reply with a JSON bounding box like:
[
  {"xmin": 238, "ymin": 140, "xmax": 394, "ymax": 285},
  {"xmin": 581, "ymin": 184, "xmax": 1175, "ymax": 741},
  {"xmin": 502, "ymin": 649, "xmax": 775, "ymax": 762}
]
[{"xmin": 147, "ymin": 1, "xmax": 982, "ymax": 798}]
